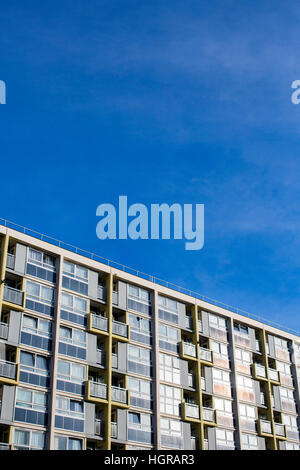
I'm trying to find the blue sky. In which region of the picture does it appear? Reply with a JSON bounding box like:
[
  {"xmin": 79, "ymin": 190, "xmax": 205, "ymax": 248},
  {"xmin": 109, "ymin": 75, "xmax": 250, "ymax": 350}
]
[{"xmin": 0, "ymin": 0, "xmax": 299, "ymax": 331}]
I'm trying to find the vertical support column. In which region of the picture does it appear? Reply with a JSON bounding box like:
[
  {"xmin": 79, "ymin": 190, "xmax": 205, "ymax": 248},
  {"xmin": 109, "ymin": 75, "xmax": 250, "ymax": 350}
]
[
  {"xmin": 261, "ymin": 329, "xmax": 277, "ymax": 450},
  {"xmin": 48, "ymin": 254, "xmax": 63, "ymax": 449},
  {"xmin": 0, "ymin": 234, "xmax": 9, "ymax": 321},
  {"xmin": 153, "ymin": 290, "xmax": 161, "ymax": 450},
  {"xmin": 104, "ymin": 272, "xmax": 113, "ymax": 450},
  {"xmin": 291, "ymin": 341, "xmax": 300, "ymax": 413},
  {"xmin": 194, "ymin": 303, "xmax": 204, "ymax": 450},
  {"xmin": 227, "ymin": 318, "xmax": 242, "ymax": 449}
]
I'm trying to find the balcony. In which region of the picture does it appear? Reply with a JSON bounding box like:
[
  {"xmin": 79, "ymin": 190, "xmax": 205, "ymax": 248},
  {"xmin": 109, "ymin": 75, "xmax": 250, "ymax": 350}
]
[
  {"xmin": 188, "ymin": 373, "xmax": 194, "ymax": 388},
  {"xmin": 0, "ymin": 322, "xmax": 8, "ymax": 340},
  {"xmin": 97, "ymin": 285, "xmax": 107, "ymax": 302},
  {"xmin": 91, "ymin": 314, "xmax": 108, "ymax": 333},
  {"xmin": 89, "ymin": 381, "xmax": 108, "ymax": 400},
  {"xmin": 96, "ymin": 349, "xmax": 105, "ymax": 366},
  {"xmin": 6, "ymin": 253, "xmax": 15, "ymax": 270},
  {"xmin": 183, "ymin": 316, "xmax": 193, "ymax": 330},
  {"xmin": 201, "ymin": 377, "xmax": 206, "ymax": 391},
  {"xmin": 182, "ymin": 341, "xmax": 196, "ymax": 358},
  {"xmin": 95, "ymin": 419, "xmax": 104, "ymax": 437},
  {"xmin": 0, "ymin": 359, "xmax": 17, "ymax": 381},
  {"xmin": 202, "ymin": 407, "xmax": 216, "ymax": 423},
  {"xmin": 111, "ymin": 385, "xmax": 128, "ymax": 405},
  {"xmin": 191, "ymin": 436, "xmax": 197, "ymax": 450},
  {"xmin": 3, "ymin": 286, "xmax": 24, "ymax": 307},
  {"xmin": 111, "ymin": 422, "xmax": 118, "ymax": 438},
  {"xmin": 112, "ymin": 320, "xmax": 128, "ymax": 339},
  {"xmin": 198, "ymin": 320, "xmax": 203, "ymax": 333},
  {"xmin": 259, "ymin": 419, "xmax": 272, "ymax": 434},
  {"xmin": 253, "ymin": 363, "xmax": 267, "ymax": 379},
  {"xmin": 184, "ymin": 402, "xmax": 200, "ymax": 419},
  {"xmin": 269, "ymin": 368, "xmax": 280, "ymax": 382},
  {"xmin": 0, "ymin": 443, "xmax": 10, "ymax": 450},
  {"xmin": 255, "ymin": 340, "xmax": 262, "ymax": 353},
  {"xmin": 199, "ymin": 346, "xmax": 213, "ymax": 363},
  {"xmin": 274, "ymin": 423, "xmax": 286, "ymax": 437},
  {"xmin": 112, "ymin": 353, "xmax": 118, "ymax": 369}
]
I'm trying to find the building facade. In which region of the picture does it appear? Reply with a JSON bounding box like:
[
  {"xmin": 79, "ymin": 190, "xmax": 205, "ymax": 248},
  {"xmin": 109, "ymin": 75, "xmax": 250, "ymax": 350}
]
[{"xmin": 0, "ymin": 223, "xmax": 299, "ymax": 451}]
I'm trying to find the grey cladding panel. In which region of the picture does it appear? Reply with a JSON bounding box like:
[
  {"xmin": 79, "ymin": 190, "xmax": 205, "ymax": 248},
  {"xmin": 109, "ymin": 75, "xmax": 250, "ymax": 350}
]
[
  {"xmin": 14, "ymin": 243, "xmax": 26, "ymax": 275},
  {"xmin": 88, "ymin": 270, "xmax": 99, "ymax": 299},
  {"xmin": 118, "ymin": 281, "xmax": 127, "ymax": 310},
  {"xmin": 180, "ymin": 359, "xmax": 190, "ymax": 389},
  {"xmin": 85, "ymin": 402, "xmax": 96, "ymax": 437},
  {"xmin": 87, "ymin": 333, "xmax": 98, "ymax": 364},
  {"xmin": 207, "ymin": 427, "xmax": 216, "ymax": 450},
  {"xmin": 0, "ymin": 385, "xmax": 15, "ymax": 423},
  {"xmin": 201, "ymin": 311, "xmax": 210, "ymax": 336},
  {"xmin": 178, "ymin": 302, "xmax": 187, "ymax": 329},
  {"xmin": 117, "ymin": 409, "xmax": 127, "ymax": 441},
  {"xmin": 8, "ymin": 310, "xmax": 22, "ymax": 345},
  {"xmin": 249, "ymin": 328, "xmax": 257, "ymax": 351},
  {"xmin": 268, "ymin": 335, "xmax": 276, "ymax": 357},
  {"xmin": 117, "ymin": 343, "xmax": 127, "ymax": 373},
  {"xmin": 182, "ymin": 422, "xmax": 192, "ymax": 450}
]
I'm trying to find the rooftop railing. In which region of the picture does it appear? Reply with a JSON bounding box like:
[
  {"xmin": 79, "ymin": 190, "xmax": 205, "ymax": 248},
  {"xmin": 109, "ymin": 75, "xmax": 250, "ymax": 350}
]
[{"xmin": 0, "ymin": 217, "xmax": 299, "ymax": 337}]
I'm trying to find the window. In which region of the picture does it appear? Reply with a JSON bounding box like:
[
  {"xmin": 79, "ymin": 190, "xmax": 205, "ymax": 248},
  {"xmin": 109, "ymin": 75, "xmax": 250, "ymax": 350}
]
[
  {"xmin": 129, "ymin": 314, "xmax": 152, "ymax": 345},
  {"xmin": 159, "ymin": 353, "xmax": 181, "ymax": 385},
  {"xmin": 235, "ymin": 348, "xmax": 251, "ymax": 364},
  {"xmin": 208, "ymin": 313, "xmax": 226, "ymax": 330},
  {"xmin": 159, "ymin": 323, "xmax": 180, "ymax": 353},
  {"xmin": 160, "ymin": 418, "xmax": 183, "ymax": 449},
  {"xmin": 216, "ymin": 429, "xmax": 235, "ymax": 448},
  {"xmin": 28, "ymin": 248, "xmax": 55, "ymax": 268},
  {"xmin": 61, "ymin": 293, "xmax": 87, "ymax": 314},
  {"xmin": 57, "ymin": 359, "xmax": 86, "ymax": 395},
  {"xmin": 158, "ymin": 295, "xmax": 179, "ymax": 324},
  {"xmin": 215, "ymin": 398, "xmax": 232, "ymax": 414},
  {"xmin": 22, "ymin": 315, "xmax": 51, "ymax": 337},
  {"xmin": 237, "ymin": 375, "xmax": 253, "ymax": 390},
  {"xmin": 128, "ymin": 412, "xmax": 153, "ymax": 444},
  {"xmin": 239, "ymin": 403, "xmax": 256, "ymax": 419},
  {"xmin": 282, "ymin": 413, "xmax": 298, "ymax": 429},
  {"xmin": 54, "ymin": 435, "xmax": 83, "ymax": 450},
  {"xmin": 13, "ymin": 428, "xmax": 45, "ymax": 450},
  {"xmin": 128, "ymin": 345, "xmax": 152, "ymax": 377},
  {"xmin": 212, "ymin": 368, "xmax": 230, "ymax": 384},
  {"xmin": 211, "ymin": 341, "xmax": 229, "ymax": 358},
  {"xmin": 127, "ymin": 285, "xmax": 151, "ymax": 315},
  {"xmin": 277, "ymin": 361, "xmax": 291, "ymax": 376},
  {"xmin": 241, "ymin": 433, "xmax": 259, "ymax": 450},
  {"xmin": 16, "ymin": 388, "xmax": 48, "ymax": 412},
  {"xmin": 56, "ymin": 397, "xmax": 84, "ymax": 419},
  {"xmin": 128, "ymin": 377, "xmax": 152, "ymax": 410},
  {"xmin": 20, "ymin": 351, "xmax": 49, "ymax": 375},
  {"xmin": 160, "ymin": 384, "xmax": 181, "ymax": 416},
  {"xmin": 234, "ymin": 322, "xmax": 249, "ymax": 335},
  {"xmin": 26, "ymin": 280, "xmax": 55, "ymax": 304},
  {"xmin": 63, "ymin": 261, "xmax": 88, "ymax": 281},
  {"xmin": 59, "ymin": 326, "xmax": 86, "ymax": 347},
  {"xmin": 274, "ymin": 337, "xmax": 288, "ymax": 350},
  {"xmin": 62, "ymin": 261, "xmax": 88, "ymax": 295}
]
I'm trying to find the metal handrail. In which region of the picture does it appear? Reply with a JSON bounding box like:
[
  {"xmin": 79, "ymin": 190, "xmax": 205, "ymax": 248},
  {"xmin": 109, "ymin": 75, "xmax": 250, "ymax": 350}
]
[{"xmin": 0, "ymin": 217, "xmax": 299, "ymax": 337}]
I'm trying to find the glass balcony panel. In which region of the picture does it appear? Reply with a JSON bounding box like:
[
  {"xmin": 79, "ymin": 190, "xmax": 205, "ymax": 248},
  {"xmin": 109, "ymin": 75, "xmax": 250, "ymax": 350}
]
[
  {"xmin": 91, "ymin": 314, "xmax": 108, "ymax": 332},
  {"xmin": 3, "ymin": 286, "xmax": 23, "ymax": 306},
  {"xmin": 199, "ymin": 347, "xmax": 212, "ymax": 362},
  {"xmin": 202, "ymin": 407, "xmax": 216, "ymax": 422},
  {"xmin": 89, "ymin": 381, "xmax": 107, "ymax": 399},
  {"xmin": 6, "ymin": 253, "xmax": 15, "ymax": 270},
  {"xmin": 112, "ymin": 320, "xmax": 128, "ymax": 338},
  {"xmin": 185, "ymin": 403, "xmax": 200, "ymax": 419},
  {"xmin": 111, "ymin": 386, "xmax": 127, "ymax": 404},
  {"xmin": 0, "ymin": 359, "xmax": 17, "ymax": 380},
  {"xmin": 0, "ymin": 322, "xmax": 8, "ymax": 340}
]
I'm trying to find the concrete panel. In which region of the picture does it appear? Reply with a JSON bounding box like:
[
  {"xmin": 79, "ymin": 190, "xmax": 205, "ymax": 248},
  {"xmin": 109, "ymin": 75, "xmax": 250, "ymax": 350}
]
[
  {"xmin": 180, "ymin": 359, "xmax": 190, "ymax": 389},
  {"xmin": 118, "ymin": 281, "xmax": 127, "ymax": 310},
  {"xmin": 201, "ymin": 310, "xmax": 210, "ymax": 336},
  {"xmin": 117, "ymin": 408, "xmax": 127, "ymax": 441},
  {"xmin": 258, "ymin": 436, "xmax": 266, "ymax": 450},
  {"xmin": 268, "ymin": 335, "xmax": 276, "ymax": 358},
  {"xmin": 85, "ymin": 402, "xmax": 96, "ymax": 437},
  {"xmin": 273, "ymin": 386, "xmax": 281, "ymax": 411},
  {"xmin": 207, "ymin": 427, "xmax": 216, "ymax": 450},
  {"xmin": 178, "ymin": 303, "xmax": 187, "ymax": 329},
  {"xmin": 182, "ymin": 422, "xmax": 192, "ymax": 450},
  {"xmin": 204, "ymin": 366, "xmax": 213, "ymax": 394},
  {"xmin": 249, "ymin": 328, "xmax": 257, "ymax": 351},
  {"xmin": 86, "ymin": 333, "xmax": 97, "ymax": 365},
  {"xmin": 117, "ymin": 342, "xmax": 127, "ymax": 373}
]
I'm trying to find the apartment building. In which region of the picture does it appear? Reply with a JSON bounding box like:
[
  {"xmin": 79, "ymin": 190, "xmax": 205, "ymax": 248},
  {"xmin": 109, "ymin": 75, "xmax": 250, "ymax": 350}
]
[{"xmin": 0, "ymin": 221, "xmax": 299, "ymax": 451}]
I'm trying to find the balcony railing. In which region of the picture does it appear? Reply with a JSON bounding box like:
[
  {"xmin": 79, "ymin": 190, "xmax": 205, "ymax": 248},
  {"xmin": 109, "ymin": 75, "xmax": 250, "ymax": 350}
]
[
  {"xmin": 3, "ymin": 286, "xmax": 23, "ymax": 306},
  {"xmin": 6, "ymin": 253, "xmax": 15, "ymax": 270},
  {"xmin": 188, "ymin": 373, "xmax": 194, "ymax": 388},
  {"xmin": 182, "ymin": 342, "xmax": 196, "ymax": 358},
  {"xmin": 203, "ymin": 407, "xmax": 216, "ymax": 423},
  {"xmin": 112, "ymin": 291, "xmax": 118, "ymax": 305},
  {"xmin": 185, "ymin": 402, "xmax": 200, "ymax": 419},
  {"xmin": 112, "ymin": 353, "xmax": 118, "ymax": 369},
  {"xmin": 0, "ymin": 443, "xmax": 10, "ymax": 450},
  {"xmin": 269, "ymin": 368, "xmax": 279, "ymax": 382},
  {"xmin": 274, "ymin": 423, "xmax": 285, "ymax": 437},
  {"xmin": 91, "ymin": 314, "xmax": 108, "ymax": 332},
  {"xmin": 95, "ymin": 419, "xmax": 104, "ymax": 436},
  {"xmin": 0, "ymin": 322, "xmax": 8, "ymax": 340},
  {"xmin": 89, "ymin": 381, "xmax": 107, "ymax": 400},
  {"xmin": 0, "ymin": 359, "xmax": 17, "ymax": 380},
  {"xmin": 191, "ymin": 436, "xmax": 197, "ymax": 450},
  {"xmin": 111, "ymin": 386, "xmax": 128, "ymax": 404},
  {"xmin": 184, "ymin": 316, "xmax": 193, "ymax": 329},
  {"xmin": 96, "ymin": 349, "xmax": 105, "ymax": 366},
  {"xmin": 199, "ymin": 346, "xmax": 212, "ymax": 363},
  {"xmin": 111, "ymin": 422, "xmax": 118, "ymax": 438},
  {"xmin": 254, "ymin": 363, "xmax": 266, "ymax": 378},
  {"xmin": 112, "ymin": 320, "xmax": 128, "ymax": 338},
  {"xmin": 259, "ymin": 419, "xmax": 272, "ymax": 434},
  {"xmin": 97, "ymin": 285, "xmax": 107, "ymax": 302}
]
